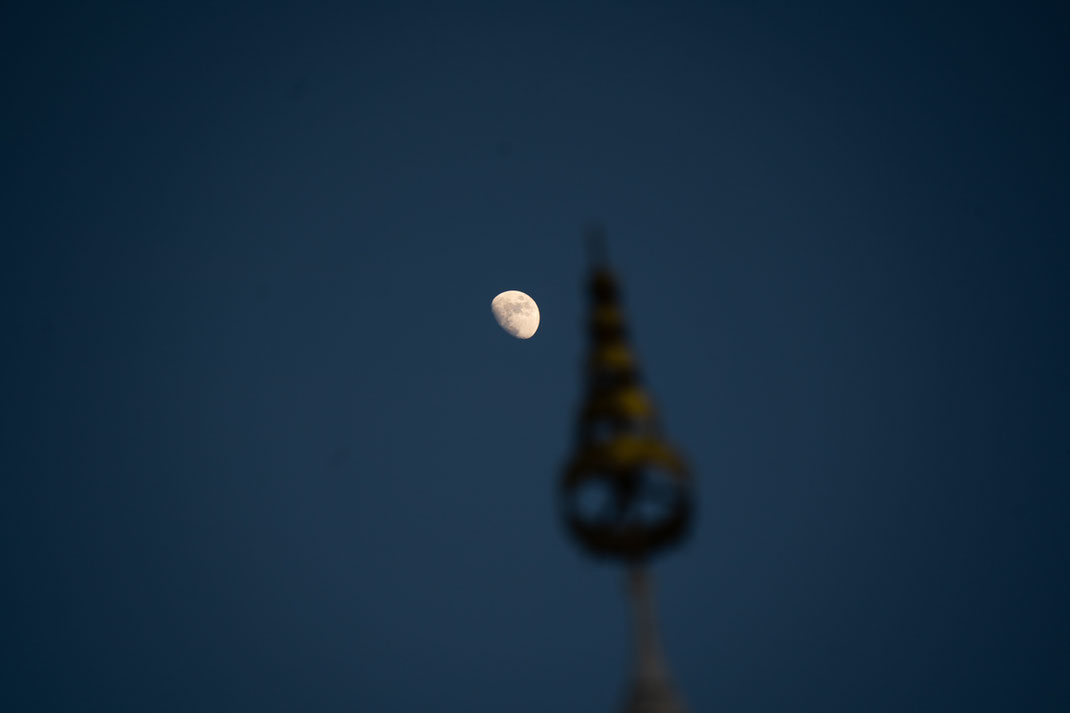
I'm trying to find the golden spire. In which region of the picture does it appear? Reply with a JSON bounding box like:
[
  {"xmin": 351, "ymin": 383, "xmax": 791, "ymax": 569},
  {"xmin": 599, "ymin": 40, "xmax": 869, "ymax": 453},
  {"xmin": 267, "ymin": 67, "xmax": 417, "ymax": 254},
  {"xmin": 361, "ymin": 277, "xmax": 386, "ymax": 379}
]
[
  {"xmin": 559, "ymin": 227, "xmax": 694, "ymax": 712},
  {"xmin": 560, "ymin": 227, "xmax": 693, "ymax": 561}
]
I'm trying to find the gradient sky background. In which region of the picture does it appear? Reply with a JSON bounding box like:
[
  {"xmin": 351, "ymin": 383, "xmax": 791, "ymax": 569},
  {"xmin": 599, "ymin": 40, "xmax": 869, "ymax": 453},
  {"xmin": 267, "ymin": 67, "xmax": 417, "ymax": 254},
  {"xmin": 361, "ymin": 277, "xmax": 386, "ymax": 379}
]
[{"xmin": 3, "ymin": 2, "xmax": 1069, "ymax": 711}]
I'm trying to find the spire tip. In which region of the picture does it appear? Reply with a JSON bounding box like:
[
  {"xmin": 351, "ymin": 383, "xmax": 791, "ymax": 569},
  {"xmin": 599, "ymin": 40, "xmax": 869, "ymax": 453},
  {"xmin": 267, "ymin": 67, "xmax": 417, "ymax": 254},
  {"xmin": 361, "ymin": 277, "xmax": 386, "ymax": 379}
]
[{"xmin": 586, "ymin": 223, "xmax": 609, "ymax": 268}]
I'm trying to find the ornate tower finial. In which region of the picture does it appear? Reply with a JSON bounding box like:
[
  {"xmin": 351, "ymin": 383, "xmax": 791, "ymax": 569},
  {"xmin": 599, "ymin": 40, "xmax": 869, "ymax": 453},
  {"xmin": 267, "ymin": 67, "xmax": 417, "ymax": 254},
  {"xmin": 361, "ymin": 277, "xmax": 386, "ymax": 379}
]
[
  {"xmin": 561, "ymin": 233, "xmax": 692, "ymax": 561},
  {"xmin": 560, "ymin": 228, "xmax": 693, "ymax": 713}
]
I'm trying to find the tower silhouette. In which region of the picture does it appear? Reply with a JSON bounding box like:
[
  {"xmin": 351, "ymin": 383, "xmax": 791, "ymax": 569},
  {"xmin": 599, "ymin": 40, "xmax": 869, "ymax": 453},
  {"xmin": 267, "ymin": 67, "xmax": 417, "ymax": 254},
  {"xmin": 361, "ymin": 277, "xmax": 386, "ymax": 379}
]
[{"xmin": 560, "ymin": 226, "xmax": 693, "ymax": 713}]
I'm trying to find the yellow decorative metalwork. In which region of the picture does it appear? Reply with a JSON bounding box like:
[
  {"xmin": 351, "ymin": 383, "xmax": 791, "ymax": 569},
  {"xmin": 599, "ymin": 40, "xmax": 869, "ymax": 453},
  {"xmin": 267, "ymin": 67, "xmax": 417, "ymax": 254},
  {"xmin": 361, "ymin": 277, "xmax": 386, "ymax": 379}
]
[{"xmin": 559, "ymin": 228, "xmax": 693, "ymax": 561}]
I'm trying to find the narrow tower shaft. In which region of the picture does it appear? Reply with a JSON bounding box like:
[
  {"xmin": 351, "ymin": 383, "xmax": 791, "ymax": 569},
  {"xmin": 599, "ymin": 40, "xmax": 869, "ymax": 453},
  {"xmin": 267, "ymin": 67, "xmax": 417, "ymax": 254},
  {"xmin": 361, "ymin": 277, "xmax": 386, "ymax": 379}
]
[{"xmin": 624, "ymin": 567, "xmax": 686, "ymax": 713}]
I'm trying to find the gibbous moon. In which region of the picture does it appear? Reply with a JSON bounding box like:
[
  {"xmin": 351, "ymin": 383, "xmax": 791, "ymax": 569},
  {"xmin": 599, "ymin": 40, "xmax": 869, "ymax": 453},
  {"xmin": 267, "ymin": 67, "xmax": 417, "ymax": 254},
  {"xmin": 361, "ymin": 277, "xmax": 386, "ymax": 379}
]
[{"xmin": 491, "ymin": 290, "xmax": 540, "ymax": 339}]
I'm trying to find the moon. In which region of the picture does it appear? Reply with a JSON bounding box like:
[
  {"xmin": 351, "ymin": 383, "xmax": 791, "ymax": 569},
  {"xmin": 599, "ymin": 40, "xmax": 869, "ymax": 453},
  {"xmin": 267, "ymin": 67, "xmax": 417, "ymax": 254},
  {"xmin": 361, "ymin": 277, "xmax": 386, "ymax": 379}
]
[{"xmin": 491, "ymin": 290, "xmax": 540, "ymax": 339}]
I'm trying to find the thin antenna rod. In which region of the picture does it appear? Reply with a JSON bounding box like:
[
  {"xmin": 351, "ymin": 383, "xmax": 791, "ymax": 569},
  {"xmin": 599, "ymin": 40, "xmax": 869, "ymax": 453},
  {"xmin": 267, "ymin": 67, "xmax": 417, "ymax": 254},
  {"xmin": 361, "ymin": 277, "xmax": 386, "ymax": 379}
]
[{"xmin": 586, "ymin": 223, "xmax": 609, "ymax": 268}]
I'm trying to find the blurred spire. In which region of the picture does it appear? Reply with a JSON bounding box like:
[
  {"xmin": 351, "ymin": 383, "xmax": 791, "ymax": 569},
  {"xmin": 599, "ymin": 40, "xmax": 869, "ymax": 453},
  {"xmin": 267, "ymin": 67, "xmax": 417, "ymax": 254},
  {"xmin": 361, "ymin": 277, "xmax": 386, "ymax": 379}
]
[
  {"xmin": 559, "ymin": 228, "xmax": 692, "ymax": 713},
  {"xmin": 560, "ymin": 230, "xmax": 692, "ymax": 560}
]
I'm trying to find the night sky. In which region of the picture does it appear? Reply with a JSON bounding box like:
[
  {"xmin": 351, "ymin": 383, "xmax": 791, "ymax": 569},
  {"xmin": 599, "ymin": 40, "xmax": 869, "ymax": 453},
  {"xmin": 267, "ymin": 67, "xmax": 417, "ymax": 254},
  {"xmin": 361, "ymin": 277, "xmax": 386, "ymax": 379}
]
[{"xmin": 3, "ymin": 2, "xmax": 1069, "ymax": 711}]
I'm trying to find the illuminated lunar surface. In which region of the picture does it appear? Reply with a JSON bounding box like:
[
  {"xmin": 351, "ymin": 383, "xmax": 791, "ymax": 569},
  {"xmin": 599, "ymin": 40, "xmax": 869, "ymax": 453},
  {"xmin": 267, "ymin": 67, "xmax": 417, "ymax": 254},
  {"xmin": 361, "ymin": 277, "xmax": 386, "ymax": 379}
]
[{"xmin": 491, "ymin": 290, "xmax": 540, "ymax": 339}]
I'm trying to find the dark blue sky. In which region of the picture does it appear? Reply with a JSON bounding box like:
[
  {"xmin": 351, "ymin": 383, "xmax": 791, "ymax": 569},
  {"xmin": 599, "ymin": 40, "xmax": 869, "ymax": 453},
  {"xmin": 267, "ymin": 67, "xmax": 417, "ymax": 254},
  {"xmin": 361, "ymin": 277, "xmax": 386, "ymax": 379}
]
[{"xmin": 3, "ymin": 2, "xmax": 1069, "ymax": 711}]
